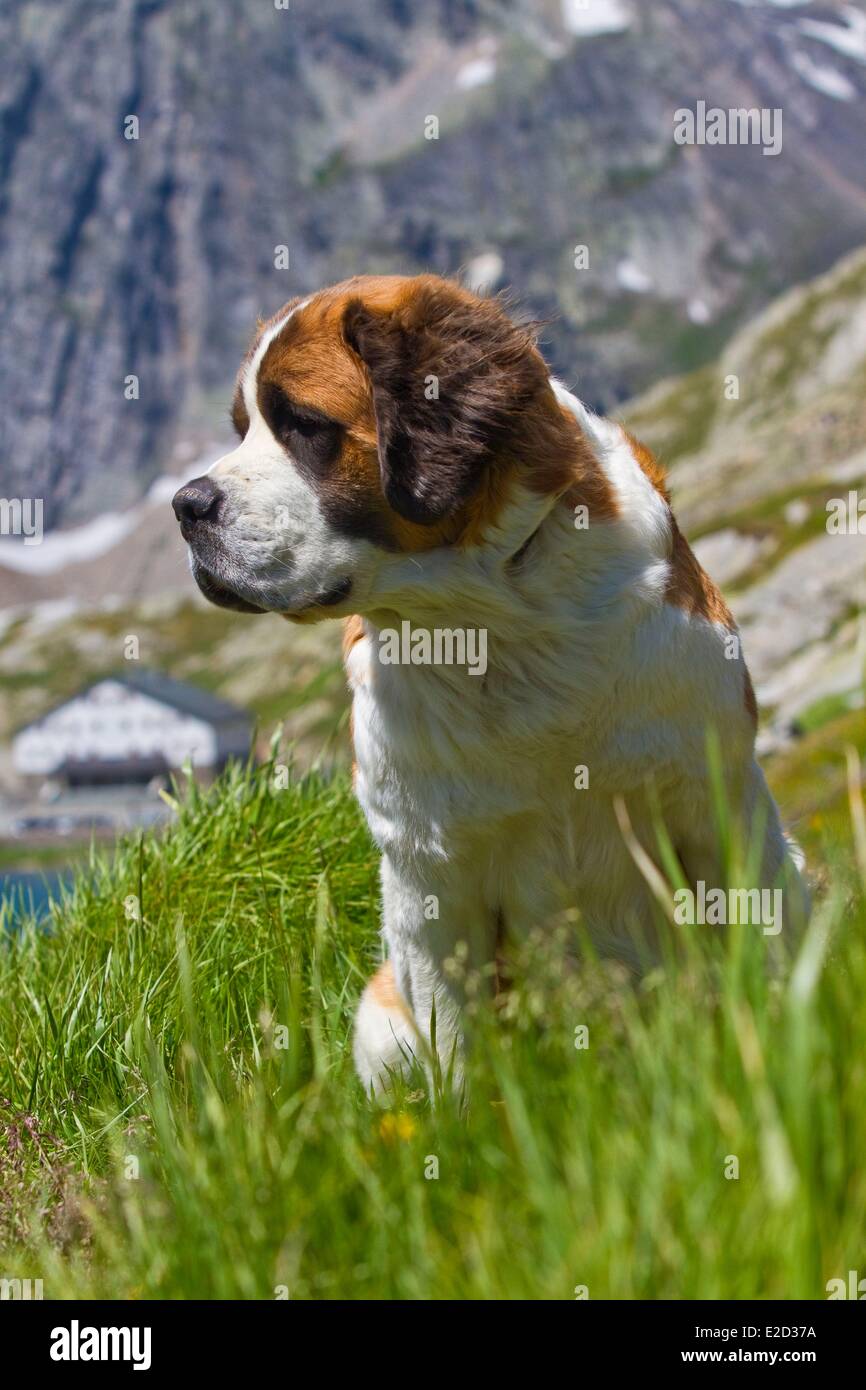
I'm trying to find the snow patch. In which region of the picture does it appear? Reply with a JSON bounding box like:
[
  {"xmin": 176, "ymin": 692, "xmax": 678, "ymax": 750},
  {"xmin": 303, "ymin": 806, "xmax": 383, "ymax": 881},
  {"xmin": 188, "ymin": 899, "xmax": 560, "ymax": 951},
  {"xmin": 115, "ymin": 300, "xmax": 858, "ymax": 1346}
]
[
  {"xmin": 147, "ymin": 473, "xmax": 190, "ymax": 505},
  {"xmin": 456, "ymin": 56, "xmax": 497, "ymax": 90},
  {"xmin": 0, "ymin": 512, "xmax": 138, "ymax": 575},
  {"xmin": 799, "ymin": 8, "xmax": 866, "ymax": 64},
  {"xmin": 26, "ymin": 598, "xmax": 82, "ymax": 629},
  {"xmin": 616, "ymin": 258, "xmax": 654, "ymax": 294},
  {"xmin": 561, "ymin": 0, "xmax": 632, "ymax": 38},
  {"xmin": 727, "ymin": 1, "xmax": 814, "ymax": 9},
  {"xmin": 463, "ymin": 251, "xmax": 504, "ymax": 294},
  {"xmin": 784, "ymin": 498, "xmax": 811, "ymax": 527},
  {"xmin": 790, "ymin": 47, "xmax": 858, "ymax": 99}
]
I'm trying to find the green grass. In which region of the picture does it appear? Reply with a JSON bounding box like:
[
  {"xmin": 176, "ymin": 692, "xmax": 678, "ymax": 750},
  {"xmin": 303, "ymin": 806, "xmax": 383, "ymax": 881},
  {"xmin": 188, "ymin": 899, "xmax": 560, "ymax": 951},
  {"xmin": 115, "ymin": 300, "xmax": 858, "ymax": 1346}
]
[
  {"xmin": 1, "ymin": 743, "xmax": 865, "ymax": 1300},
  {"xmin": 0, "ymin": 841, "xmax": 84, "ymax": 873},
  {"xmin": 764, "ymin": 707, "xmax": 866, "ymax": 866}
]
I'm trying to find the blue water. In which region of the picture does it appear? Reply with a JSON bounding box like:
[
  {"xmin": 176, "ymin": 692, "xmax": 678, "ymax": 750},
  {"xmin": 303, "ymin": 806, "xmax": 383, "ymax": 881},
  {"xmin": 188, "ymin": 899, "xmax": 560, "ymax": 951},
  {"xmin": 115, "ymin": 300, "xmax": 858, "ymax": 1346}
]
[{"xmin": 0, "ymin": 871, "xmax": 68, "ymax": 930}]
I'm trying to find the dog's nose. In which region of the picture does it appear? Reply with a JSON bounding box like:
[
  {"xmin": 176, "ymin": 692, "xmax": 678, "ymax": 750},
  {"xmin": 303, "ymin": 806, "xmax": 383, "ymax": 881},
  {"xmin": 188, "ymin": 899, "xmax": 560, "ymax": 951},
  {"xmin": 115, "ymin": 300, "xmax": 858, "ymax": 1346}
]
[{"xmin": 172, "ymin": 476, "xmax": 224, "ymax": 528}]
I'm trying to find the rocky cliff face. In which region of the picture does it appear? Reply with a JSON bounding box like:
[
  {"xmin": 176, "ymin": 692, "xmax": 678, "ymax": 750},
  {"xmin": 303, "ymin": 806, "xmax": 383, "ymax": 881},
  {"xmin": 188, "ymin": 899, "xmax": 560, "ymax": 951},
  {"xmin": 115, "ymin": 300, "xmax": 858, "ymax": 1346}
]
[{"xmin": 2, "ymin": 0, "xmax": 866, "ymax": 529}]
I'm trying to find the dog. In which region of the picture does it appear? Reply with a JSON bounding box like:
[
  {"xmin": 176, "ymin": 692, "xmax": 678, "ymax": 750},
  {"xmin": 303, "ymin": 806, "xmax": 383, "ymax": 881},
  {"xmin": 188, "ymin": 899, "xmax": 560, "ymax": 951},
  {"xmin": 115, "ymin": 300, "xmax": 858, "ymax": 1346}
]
[{"xmin": 172, "ymin": 273, "xmax": 807, "ymax": 1095}]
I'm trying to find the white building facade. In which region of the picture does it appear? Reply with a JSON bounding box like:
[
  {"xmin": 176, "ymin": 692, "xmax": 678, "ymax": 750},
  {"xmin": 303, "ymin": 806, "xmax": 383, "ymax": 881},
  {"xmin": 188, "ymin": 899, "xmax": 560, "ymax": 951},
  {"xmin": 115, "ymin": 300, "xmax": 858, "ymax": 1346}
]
[{"xmin": 12, "ymin": 673, "xmax": 251, "ymax": 786}]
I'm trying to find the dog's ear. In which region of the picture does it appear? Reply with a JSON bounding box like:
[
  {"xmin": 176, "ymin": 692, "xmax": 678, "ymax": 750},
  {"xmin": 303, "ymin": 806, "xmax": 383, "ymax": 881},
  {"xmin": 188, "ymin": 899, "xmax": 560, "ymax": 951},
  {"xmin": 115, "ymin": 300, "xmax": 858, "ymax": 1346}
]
[{"xmin": 342, "ymin": 280, "xmax": 548, "ymax": 525}]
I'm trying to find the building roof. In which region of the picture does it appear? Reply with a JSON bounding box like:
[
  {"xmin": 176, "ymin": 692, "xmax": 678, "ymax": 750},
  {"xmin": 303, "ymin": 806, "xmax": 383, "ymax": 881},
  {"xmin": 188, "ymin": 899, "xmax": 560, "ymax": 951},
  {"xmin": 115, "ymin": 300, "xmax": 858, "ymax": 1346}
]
[{"xmin": 14, "ymin": 669, "xmax": 253, "ymax": 735}]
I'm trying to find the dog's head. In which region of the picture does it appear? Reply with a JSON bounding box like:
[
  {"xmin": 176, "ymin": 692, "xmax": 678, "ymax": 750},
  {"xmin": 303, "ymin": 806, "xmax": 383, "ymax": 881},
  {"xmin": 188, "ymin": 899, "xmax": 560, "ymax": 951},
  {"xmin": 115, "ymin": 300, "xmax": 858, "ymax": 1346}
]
[{"xmin": 172, "ymin": 274, "xmax": 585, "ymax": 620}]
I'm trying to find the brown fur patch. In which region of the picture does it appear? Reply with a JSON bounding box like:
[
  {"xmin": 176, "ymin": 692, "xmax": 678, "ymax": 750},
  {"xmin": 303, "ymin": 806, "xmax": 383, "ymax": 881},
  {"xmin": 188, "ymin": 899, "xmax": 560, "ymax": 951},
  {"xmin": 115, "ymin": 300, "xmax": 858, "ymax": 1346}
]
[
  {"xmin": 744, "ymin": 666, "xmax": 758, "ymax": 728},
  {"xmin": 448, "ymin": 394, "xmax": 617, "ymax": 547},
  {"xmin": 342, "ymin": 612, "xmax": 365, "ymax": 660},
  {"xmin": 622, "ymin": 428, "xmax": 670, "ymax": 502},
  {"xmin": 368, "ymin": 959, "xmax": 412, "ymax": 1020},
  {"xmin": 628, "ymin": 431, "xmax": 746, "ymax": 658},
  {"xmin": 666, "ymin": 519, "xmax": 736, "ymax": 630},
  {"xmin": 552, "ymin": 405, "xmax": 619, "ymax": 526},
  {"xmin": 480, "ymin": 398, "xmax": 618, "ymax": 533},
  {"xmin": 230, "ymin": 385, "xmax": 249, "ymax": 440},
  {"xmin": 342, "ymin": 614, "xmax": 366, "ymax": 784}
]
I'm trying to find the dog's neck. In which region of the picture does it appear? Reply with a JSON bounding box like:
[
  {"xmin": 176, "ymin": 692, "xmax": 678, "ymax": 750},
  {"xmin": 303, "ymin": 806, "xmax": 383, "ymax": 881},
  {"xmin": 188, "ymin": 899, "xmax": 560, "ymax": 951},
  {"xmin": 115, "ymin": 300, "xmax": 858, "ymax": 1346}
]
[
  {"xmin": 362, "ymin": 487, "xmax": 561, "ymax": 632},
  {"xmin": 361, "ymin": 426, "xmax": 668, "ymax": 649}
]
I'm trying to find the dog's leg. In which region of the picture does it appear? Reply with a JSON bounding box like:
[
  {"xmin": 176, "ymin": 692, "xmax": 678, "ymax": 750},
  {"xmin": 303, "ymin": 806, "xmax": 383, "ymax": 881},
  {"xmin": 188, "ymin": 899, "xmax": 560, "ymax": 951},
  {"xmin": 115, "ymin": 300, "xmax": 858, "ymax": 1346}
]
[
  {"xmin": 353, "ymin": 960, "xmax": 420, "ymax": 1100},
  {"xmin": 355, "ymin": 854, "xmax": 495, "ymax": 1096}
]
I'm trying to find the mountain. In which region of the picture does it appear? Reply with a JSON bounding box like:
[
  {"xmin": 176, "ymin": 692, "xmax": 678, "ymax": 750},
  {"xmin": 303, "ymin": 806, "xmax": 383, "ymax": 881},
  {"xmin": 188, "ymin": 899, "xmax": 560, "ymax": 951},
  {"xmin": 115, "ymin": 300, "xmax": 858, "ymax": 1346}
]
[
  {"xmin": 626, "ymin": 240, "xmax": 866, "ymax": 748},
  {"xmin": 2, "ymin": 0, "xmax": 866, "ymax": 529}
]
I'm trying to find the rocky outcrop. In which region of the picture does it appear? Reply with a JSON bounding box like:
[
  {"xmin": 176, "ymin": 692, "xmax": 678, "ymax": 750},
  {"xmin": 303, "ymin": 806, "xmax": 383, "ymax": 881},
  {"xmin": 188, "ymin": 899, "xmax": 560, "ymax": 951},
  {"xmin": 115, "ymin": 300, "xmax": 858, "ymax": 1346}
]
[{"xmin": 626, "ymin": 243, "xmax": 866, "ymax": 746}]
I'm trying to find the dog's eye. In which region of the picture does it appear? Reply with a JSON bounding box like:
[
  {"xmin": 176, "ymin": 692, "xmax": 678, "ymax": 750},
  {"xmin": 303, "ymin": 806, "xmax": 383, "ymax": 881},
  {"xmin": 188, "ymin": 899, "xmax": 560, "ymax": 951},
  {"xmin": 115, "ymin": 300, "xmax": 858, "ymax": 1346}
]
[
  {"xmin": 288, "ymin": 412, "xmax": 328, "ymax": 439},
  {"xmin": 259, "ymin": 381, "xmax": 343, "ymax": 478},
  {"xmin": 261, "ymin": 383, "xmax": 335, "ymax": 446}
]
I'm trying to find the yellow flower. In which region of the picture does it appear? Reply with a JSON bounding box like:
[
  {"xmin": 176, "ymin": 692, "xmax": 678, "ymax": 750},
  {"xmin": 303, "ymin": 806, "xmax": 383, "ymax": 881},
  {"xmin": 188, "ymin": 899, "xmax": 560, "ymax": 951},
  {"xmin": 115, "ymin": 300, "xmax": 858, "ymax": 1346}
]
[{"xmin": 379, "ymin": 1112, "xmax": 417, "ymax": 1143}]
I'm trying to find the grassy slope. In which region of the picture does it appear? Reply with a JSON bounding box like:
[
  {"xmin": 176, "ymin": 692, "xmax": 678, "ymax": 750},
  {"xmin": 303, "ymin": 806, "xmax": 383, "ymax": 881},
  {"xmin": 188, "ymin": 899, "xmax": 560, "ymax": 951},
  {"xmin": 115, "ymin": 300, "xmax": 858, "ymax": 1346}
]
[{"xmin": 2, "ymin": 744, "xmax": 865, "ymax": 1300}]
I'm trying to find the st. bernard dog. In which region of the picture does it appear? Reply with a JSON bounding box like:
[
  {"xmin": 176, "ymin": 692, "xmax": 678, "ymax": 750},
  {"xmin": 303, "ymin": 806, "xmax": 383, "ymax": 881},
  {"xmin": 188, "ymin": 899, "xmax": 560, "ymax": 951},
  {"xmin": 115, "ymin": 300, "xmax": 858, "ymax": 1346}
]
[{"xmin": 172, "ymin": 274, "xmax": 807, "ymax": 1095}]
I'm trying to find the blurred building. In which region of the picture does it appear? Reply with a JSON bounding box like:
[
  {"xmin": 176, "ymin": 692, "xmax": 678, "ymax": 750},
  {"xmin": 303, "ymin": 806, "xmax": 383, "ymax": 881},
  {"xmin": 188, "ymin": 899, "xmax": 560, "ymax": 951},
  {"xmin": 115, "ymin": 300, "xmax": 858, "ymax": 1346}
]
[{"xmin": 12, "ymin": 671, "xmax": 252, "ymax": 790}]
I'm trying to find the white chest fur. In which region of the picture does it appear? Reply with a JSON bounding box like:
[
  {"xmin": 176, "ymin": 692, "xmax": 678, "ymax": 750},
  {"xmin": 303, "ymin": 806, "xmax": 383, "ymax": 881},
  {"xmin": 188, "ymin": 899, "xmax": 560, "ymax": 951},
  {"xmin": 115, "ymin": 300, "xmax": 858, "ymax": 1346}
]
[{"xmin": 345, "ymin": 485, "xmax": 725, "ymax": 933}]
